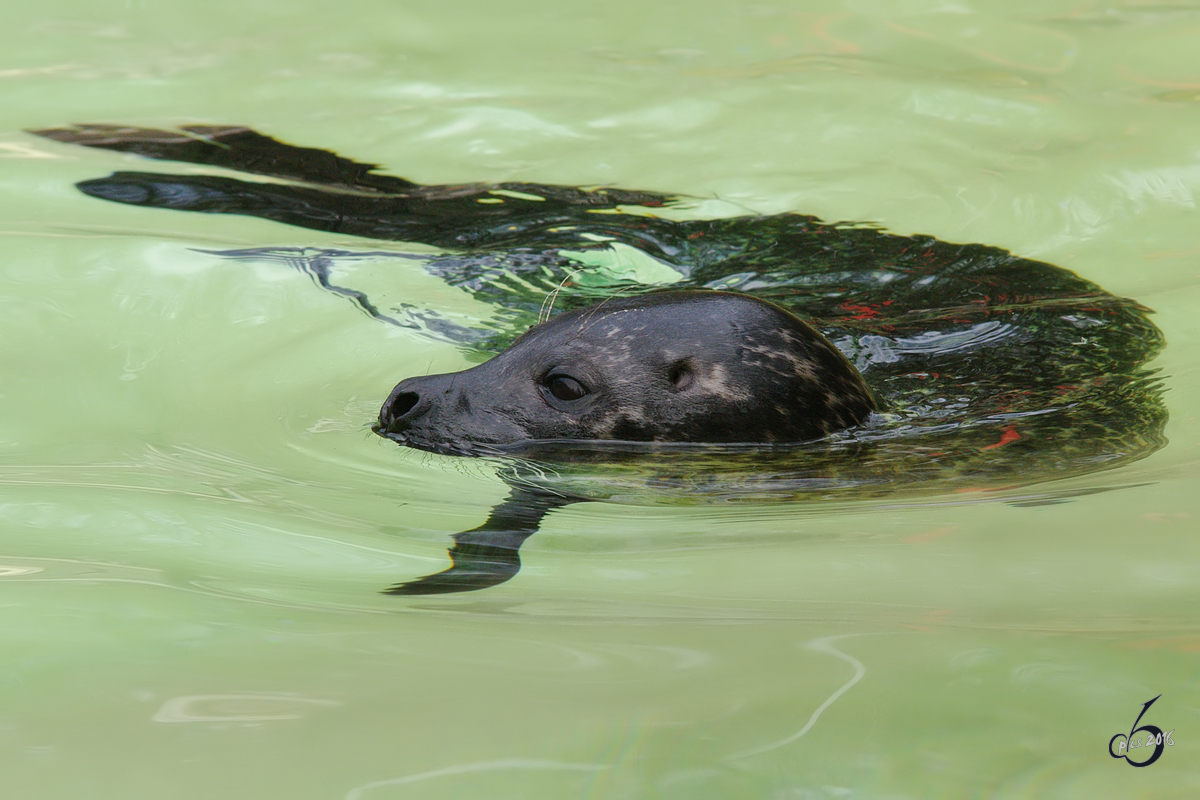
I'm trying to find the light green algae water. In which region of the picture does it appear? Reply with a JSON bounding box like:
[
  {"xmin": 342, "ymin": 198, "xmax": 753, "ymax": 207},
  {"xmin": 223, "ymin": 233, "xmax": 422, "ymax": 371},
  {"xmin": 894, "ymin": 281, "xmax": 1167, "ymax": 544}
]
[{"xmin": 2, "ymin": 1, "xmax": 1199, "ymax": 797}]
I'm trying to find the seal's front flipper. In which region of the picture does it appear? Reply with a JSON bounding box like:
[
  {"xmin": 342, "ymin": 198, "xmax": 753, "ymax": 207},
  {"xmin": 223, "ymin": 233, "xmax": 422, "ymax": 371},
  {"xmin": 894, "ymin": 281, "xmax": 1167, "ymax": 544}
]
[
  {"xmin": 30, "ymin": 124, "xmax": 418, "ymax": 193},
  {"xmin": 384, "ymin": 533, "xmax": 527, "ymax": 595},
  {"xmin": 385, "ymin": 488, "xmax": 576, "ymax": 596}
]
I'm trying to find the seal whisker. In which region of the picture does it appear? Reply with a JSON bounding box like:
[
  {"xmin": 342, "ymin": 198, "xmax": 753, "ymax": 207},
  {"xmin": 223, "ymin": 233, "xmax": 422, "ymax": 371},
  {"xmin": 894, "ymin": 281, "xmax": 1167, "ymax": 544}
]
[
  {"xmin": 538, "ymin": 267, "xmax": 587, "ymax": 324},
  {"xmin": 572, "ymin": 287, "xmax": 639, "ymax": 336}
]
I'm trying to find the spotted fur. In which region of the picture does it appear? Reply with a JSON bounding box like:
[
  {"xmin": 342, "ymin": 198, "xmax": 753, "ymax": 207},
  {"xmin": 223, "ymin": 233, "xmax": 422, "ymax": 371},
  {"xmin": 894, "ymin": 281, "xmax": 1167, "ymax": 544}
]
[{"xmin": 375, "ymin": 290, "xmax": 877, "ymax": 455}]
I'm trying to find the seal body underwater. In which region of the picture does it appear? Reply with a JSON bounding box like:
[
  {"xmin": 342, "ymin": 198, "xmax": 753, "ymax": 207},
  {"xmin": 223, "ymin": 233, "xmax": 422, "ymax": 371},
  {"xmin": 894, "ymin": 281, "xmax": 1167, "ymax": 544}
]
[{"xmin": 29, "ymin": 124, "xmax": 1168, "ymax": 595}]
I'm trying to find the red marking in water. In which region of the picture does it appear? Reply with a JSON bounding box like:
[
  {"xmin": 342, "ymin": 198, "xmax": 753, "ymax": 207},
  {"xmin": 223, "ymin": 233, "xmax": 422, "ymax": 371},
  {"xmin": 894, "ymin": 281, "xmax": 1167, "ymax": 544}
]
[
  {"xmin": 688, "ymin": 232, "xmax": 704, "ymax": 239},
  {"xmin": 981, "ymin": 426, "xmax": 1022, "ymax": 450},
  {"xmin": 839, "ymin": 302, "xmax": 881, "ymax": 320}
]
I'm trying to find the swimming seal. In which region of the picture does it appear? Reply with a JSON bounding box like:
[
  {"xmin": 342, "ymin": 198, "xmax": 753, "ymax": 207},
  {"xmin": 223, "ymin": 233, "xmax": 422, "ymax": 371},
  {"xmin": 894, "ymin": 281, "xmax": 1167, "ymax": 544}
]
[
  {"xmin": 30, "ymin": 124, "xmax": 1167, "ymax": 595},
  {"xmin": 375, "ymin": 290, "xmax": 877, "ymax": 455}
]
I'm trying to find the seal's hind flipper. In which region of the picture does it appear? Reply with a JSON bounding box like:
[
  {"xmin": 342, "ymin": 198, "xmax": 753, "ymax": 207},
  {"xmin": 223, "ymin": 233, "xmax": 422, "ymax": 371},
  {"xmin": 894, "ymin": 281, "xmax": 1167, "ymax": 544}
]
[
  {"xmin": 385, "ymin": 487, "xmax": 576, "ymax": 596},
  {"xmin": 33, "ymin": 123, "xmax": 677, "ymax": 249},
  {"xmin": 66, "ymin": 169, "xmax": 558, "ymax": 248},
  {"xmin": 73, "ymin": 170, "xmax": 391, "ymax": 233},
  {"xmin": 30, "ymin": 124, "xmax": 673, "ymax": 208},
  {"xmin": 30, "ymin": 124, "xmax": 419, "ymax": 193}
]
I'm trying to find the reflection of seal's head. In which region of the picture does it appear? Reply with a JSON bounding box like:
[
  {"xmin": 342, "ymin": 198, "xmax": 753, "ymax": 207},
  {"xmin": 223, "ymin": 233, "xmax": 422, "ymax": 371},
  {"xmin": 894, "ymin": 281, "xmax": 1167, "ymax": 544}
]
[{"xmin": 374, "ymin": 290, "xmax": 877, "ymax": 455}]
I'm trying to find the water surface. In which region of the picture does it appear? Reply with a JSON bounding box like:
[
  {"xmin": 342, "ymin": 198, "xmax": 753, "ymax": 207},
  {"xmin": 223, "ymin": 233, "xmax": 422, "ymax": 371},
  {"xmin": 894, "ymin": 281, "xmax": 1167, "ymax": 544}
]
[{"xmin": 2, "ymin": 0, "xmax": 1199, "ymax": 797}]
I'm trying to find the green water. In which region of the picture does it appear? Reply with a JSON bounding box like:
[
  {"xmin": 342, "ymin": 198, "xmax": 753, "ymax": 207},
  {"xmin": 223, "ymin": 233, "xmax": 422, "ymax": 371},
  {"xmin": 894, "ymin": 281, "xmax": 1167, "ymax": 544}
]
[{"xmin": 3, "ymin": 0, "xmax": 1199, "ymax": 797}]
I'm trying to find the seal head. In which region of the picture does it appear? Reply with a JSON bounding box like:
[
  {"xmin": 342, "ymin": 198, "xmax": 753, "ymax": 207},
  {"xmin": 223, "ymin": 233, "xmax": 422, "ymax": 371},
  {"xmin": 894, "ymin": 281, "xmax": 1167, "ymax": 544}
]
[{"xmin": 375, "ymin": 290, "xmax": 876, "ymax": 455}]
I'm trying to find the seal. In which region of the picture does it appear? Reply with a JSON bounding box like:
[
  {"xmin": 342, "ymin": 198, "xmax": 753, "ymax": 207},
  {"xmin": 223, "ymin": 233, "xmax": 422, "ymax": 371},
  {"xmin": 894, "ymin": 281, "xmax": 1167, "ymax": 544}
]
[
  {"xmin": 375, "ymin": 290, "xmax": 877, "ymax": 455},
  {"xmin": 30, "ymin": 124, "xmax": 1167, "ymax": 595}
]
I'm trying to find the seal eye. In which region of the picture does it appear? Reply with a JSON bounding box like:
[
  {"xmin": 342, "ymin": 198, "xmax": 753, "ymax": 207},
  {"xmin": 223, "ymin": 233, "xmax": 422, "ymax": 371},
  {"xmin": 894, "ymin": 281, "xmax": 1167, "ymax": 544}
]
[{"xmin": 544, "ymin": 374, "xmax": 588, "ymax": 403}]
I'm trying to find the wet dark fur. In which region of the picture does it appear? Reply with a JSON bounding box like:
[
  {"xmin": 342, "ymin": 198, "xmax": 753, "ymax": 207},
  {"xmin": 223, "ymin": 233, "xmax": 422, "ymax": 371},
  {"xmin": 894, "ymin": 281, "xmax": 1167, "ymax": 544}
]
[
  {"xmin": 31, "ymin": 124, "xmax": 1168, "ymax": 595},
  {"xmin": 376, "ymin": 290, "xmax": 878, "ymax": 454}
]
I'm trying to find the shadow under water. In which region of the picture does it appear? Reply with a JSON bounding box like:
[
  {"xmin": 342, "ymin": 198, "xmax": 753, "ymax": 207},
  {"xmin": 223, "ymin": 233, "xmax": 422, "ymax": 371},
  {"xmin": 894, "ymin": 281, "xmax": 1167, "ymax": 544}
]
[{"xmin": 30, "ymin": 124, "xmax": 1168, "ymax": 594}]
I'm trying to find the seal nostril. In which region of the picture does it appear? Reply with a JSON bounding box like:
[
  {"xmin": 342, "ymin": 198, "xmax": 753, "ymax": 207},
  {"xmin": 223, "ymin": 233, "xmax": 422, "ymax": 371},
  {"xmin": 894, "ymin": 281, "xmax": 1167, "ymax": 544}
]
[{"xmin": 388, "ymin": 391, "xmax": 420, "ymax": 418}]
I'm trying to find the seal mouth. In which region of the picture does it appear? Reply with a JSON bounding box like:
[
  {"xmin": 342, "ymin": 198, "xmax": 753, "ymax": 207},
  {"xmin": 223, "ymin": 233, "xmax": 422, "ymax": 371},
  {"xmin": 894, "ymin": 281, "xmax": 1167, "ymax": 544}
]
[
  {"xmin": 371, "ymin": 420, "xmax": 403, "ymax": 440},
  {"xmin": 370, "ymin": 422, "xmax": 506, "ymax": 458},
  {"xmin": 372, "ymin": 415, "xmax": 409, "ymax": 437}
]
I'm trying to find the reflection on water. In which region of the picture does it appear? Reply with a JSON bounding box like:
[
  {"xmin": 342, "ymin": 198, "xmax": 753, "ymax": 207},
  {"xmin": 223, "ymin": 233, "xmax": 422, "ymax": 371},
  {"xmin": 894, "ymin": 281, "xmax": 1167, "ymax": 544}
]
[
  {"xmin": 152, "ymin": 694, "xmax": 340, "ymax": 723},
  {"xmin": 726, "ymin": 635, "xmax": 867, "ymax": 760},
  {"xmin": 344, "ymin": 760, "xmax": 608, "ymax": 800},
  {"xmin": 0, "ymin": 564, "xmax": 44, "ymax": 576}
]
